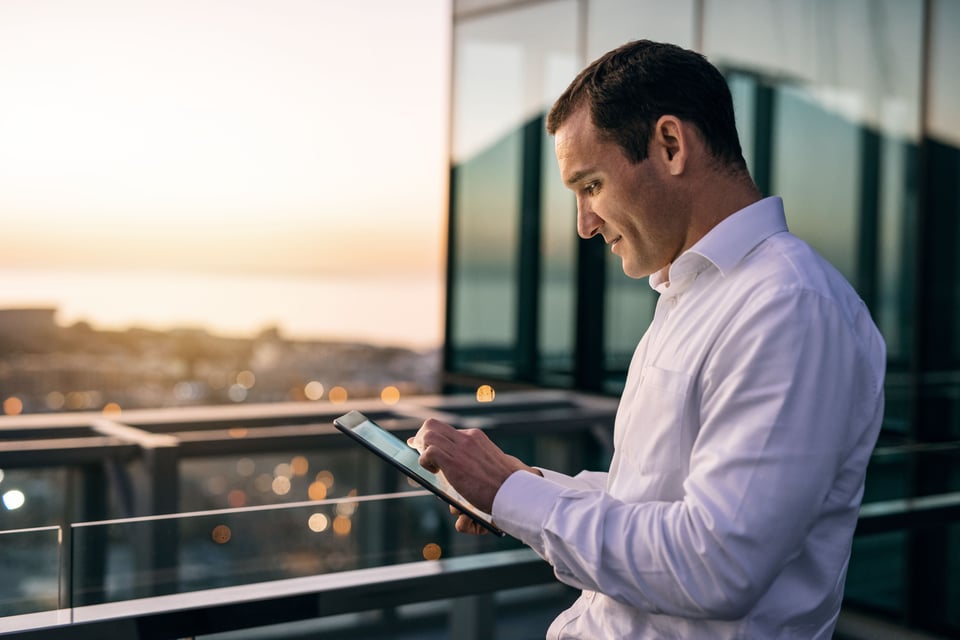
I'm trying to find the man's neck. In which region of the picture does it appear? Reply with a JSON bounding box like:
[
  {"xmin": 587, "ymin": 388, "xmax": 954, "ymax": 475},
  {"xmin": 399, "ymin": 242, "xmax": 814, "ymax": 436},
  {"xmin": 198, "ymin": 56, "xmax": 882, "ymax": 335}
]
[{"xmin": 689, "ymin": 172, "xmax": 763, "ymax": 243}]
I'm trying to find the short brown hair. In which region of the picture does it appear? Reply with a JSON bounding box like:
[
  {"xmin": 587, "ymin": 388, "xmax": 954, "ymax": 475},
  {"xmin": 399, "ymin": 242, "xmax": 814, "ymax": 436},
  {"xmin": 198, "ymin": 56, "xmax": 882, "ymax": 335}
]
[{"xmin": 547, "ymin": 40, "xmax": 746, "ymax": 170}]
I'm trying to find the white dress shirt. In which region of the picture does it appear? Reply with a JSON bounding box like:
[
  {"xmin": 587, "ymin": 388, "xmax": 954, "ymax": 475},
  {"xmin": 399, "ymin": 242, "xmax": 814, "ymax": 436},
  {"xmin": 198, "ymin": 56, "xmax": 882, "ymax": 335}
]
[{"xmin": 492, "ymin": 197, "xmax": 886, "ymax": 639}]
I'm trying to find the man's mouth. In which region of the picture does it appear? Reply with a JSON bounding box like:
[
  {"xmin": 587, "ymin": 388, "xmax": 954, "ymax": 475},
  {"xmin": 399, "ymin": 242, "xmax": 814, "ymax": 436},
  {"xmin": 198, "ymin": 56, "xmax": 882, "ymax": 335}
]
[{"xmin": 607, "ymin": 235, "xmax": 622, "ymax": 248}]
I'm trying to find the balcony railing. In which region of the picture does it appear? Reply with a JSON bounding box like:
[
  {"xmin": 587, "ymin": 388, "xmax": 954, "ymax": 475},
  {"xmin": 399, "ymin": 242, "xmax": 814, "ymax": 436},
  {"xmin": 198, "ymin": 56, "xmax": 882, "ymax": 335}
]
[{"xmin": 1, "ymin": 390, "xmax": 958, "ymax": 638}]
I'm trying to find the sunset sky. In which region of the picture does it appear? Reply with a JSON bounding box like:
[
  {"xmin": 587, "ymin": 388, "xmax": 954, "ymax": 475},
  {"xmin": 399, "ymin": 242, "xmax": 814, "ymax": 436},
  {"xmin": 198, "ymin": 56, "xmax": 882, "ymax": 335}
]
[{"xmin": 0, "ymin": 0, "xmax": 452, "ymax": 278}]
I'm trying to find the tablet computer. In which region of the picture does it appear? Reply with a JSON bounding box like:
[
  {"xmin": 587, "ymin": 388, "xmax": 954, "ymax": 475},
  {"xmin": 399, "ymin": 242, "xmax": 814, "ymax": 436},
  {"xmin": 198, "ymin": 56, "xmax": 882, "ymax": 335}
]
[{"xmin": 333, "ymin": 410, "xmax": 504, "ymax": 536}]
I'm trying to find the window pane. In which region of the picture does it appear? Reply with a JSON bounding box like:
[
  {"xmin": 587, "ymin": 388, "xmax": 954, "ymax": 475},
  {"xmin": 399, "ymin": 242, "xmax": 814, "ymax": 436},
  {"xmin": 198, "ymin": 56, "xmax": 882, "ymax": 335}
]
[
  {"xmin": 540, "ymin": 123, "xmax": 579, "ymax": 385},
  {"xmin": 604, "ymin": 258, "xmax": 653, "ymax": 394},
  {"xmin": 586, "ymin": 0, "xmax": 696, "ymax": 59},
  {"xmin": 586, "ymin": 0, "xmax": 695, "ymax": 390},
  {"xmin": 703, "ymin": 0, "xmax": 923, "ymax": 368},
  {"xmin": 449, "ymin": 1, "xmax": 578, "ymax": 377},
  {"xmin": 928, "ymin": 0, "xmax": 960, "ymax": 374}
]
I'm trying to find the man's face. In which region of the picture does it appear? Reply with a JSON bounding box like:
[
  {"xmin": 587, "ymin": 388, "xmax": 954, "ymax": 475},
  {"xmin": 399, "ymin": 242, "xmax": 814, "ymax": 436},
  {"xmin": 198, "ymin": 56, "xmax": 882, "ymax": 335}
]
[{"xmin": 554, "ymin": 107, "xmax": 688, "ymax": 279}]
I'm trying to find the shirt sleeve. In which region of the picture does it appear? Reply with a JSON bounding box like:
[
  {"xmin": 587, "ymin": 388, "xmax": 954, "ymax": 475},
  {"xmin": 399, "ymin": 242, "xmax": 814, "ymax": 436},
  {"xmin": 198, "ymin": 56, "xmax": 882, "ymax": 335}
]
[
  {"xmin": 492, "ymin": 286, "xmax": 884, "ymax": 618},
  {"xmin": 537, "ymin": 468, "xmax": 608, "ymax": 491}
]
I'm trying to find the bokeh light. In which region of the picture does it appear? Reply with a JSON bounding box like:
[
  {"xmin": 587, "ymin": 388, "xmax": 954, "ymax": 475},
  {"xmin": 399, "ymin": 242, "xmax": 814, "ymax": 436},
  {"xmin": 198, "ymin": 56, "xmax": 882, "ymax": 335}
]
[
  {"xmin": 227, "ymin": 489, "xmax": 247, "ymax": 508},
  {"xmin": 291, "ymin": 456, "xmax": 309, "ymax": 476},
  {"xmin": 3, "ymin": 397, "xmax": 23, "ymax": 416},
  {"xmin": 228, "ymin": 384, "xmax": 248, "ymax": 402},
  {"xmin": 174, "ymin": 381, "xmax": 205, "ymax": 402},
  {"xmin": 45, "ymin": 391, "xmax": 65, "ymax": 410},
  {"xmin": 205, "ymin": 476, "xmax": 228, "ymax": 495},
  {"xmin": 236, "ymin": 458, "xmax": 256, "ymax": 477},
  {"xmin": 65, "ymin": 391, "xmax": 95, "ymax": 410},
  {"xmin": 229, "ymin": 427, "xmax": 248, "ymax": 439},
  {"xmin": 101, "ymin": 402, "xmax": 122, "ymax": 416},
  {"xmin": 3, "ymin": 490, "xmax": 26, "ymax": 510},
  {"xmin": 316, "ymin": 470, "xmax": 335, "ymax": 489},
  {"xmin": 380, "ymin": 385, "xmax": 401, "ymax": 405},
  {"xmin": 211, "ymin": 524, "xmax": 232, "ymax": 544},
  {"xmin": 236, "ymin": 370, "xmax": 256, "ymax": 389},
  {"xmin": 254, "ymin": 473, "xmax": 273, "ymax": 493},
  {"xmin": 422, "ymin": 543, "xmax": 442, "ymax": 561},
  {"xmin": 336, "ymin": 501, "xmax": 357, "ymax": 517},
  {"xmin": 304, "ymin": 381, "xmax": 324, "ymax": 401},
  {"xmin": 308, "ymin": 481, "xmax": 328, "ymax": 501},
  {"xmin": 476, "ymin": 385, "xmax": 496, "ymax": 403},
  {"xmin": 332, "ymin": 515, "xmax": 352, "ymax": 536},
  {"xmin": 308, "ymin": 513, "xmax": 329, "ymax": 533},
  {"xmin": 272, "ymin": 476, "xmax": 291, "ymax": 496},
  {"xmin": 328, "ymin": 386, "xmax": 348, "ymax": 404}
]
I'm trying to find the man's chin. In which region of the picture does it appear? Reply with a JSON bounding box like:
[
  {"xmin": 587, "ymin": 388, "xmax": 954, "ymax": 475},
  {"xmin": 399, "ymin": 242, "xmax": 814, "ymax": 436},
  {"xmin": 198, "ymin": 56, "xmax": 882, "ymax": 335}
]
[{"xmin": 621, "ymin": 262, "xmax": 651, "ymax": 279}]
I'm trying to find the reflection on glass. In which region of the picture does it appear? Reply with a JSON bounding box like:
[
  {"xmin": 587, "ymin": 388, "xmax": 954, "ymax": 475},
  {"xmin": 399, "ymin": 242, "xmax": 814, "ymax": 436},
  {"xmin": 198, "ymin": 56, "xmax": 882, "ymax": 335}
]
[
  {"xmin": 182, "ymin": 450, "xmax": 376, "ymax": 514},
  {"xmin": 586, "ymin": 0, "xmax": 695, "ymax": 59},
  {"xmin": 604, "ymin": 256, "xmax": 654, "ymax": 393},
  {"xmin": 929, "ymin": 0, "xmax": 960, "ymax": 374},
  {"xmin": 540, "ymin": 115, "xmax": 577, "ymax": 385},
  {"xmin": 450, "ymin": 1, "xmax": 578, "ymax": 378},
  {"xmin": 0, "ymin": 468, "xmax": 69, "ymax": 531},
  {"xmin": 844, "ymin": 531, "xmax": 906, "ymax": 614},
  {"xmin": 2, "ymin": 490, "xmax": 26, "ymax": 510},
  {"xmin": 774, "ymin": 85, "xmax": 859, "ymax": 282},
  {"xmin": 0, "ymin": 526, "xmax": 61, "ymax": 617},
  {"xmin": 69, "ymin": 493, "xmax": 520, "ymax": 607},
  {"xmin": 703, "ymin": 0, "xmax": 922, "ymax": 368}
]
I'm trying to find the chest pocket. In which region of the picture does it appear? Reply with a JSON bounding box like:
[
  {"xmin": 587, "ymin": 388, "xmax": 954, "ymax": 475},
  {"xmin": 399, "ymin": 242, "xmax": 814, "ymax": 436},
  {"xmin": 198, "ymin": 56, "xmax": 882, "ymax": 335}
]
[{"xmin": 620, "ymin": 365, "xmax": 694, "ymax": 475}]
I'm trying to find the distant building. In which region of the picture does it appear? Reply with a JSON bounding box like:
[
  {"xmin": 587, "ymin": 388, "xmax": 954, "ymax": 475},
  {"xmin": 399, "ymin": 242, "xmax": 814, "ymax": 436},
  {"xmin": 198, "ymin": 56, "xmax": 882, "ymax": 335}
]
[{"xmin": 0, "ymin": 307, "xmax": 58, "ymax": 348}]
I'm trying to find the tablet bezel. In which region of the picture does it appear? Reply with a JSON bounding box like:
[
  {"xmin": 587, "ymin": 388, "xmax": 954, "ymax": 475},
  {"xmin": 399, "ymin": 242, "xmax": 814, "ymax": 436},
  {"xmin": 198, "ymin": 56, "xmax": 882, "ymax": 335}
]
[{"xmin": 333, "ymin": 410, "xmax": 505, "ymax": 536}]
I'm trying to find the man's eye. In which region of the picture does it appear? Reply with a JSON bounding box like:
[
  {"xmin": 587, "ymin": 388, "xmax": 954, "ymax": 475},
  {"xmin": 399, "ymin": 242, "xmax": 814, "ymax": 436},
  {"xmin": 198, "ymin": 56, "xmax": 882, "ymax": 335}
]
[{"xmin": 584, "ymin": 182, "xmax": 599, "ymax": 195}]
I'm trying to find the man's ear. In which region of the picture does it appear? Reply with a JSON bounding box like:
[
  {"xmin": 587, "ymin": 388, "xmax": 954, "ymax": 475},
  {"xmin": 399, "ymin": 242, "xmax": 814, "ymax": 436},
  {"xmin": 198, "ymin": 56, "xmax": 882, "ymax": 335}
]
[{"xmin": 652, "ymin": 115, "xmax": 687, "ymax": 176}]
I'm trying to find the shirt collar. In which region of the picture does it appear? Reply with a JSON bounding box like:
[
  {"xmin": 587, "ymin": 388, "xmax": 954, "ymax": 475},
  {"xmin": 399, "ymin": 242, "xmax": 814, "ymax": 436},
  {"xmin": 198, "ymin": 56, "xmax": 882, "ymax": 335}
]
[{"xmin": 650, "ymin": 196, "xmax": 789, "ymax": 293}]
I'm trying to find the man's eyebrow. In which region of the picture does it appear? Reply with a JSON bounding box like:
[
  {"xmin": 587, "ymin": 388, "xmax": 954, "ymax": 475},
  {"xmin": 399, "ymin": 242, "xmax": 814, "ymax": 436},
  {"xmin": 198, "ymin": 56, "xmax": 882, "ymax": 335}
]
[{"xmin": 564, "ymin": 169, "xmax": 595, "ymax": 187}]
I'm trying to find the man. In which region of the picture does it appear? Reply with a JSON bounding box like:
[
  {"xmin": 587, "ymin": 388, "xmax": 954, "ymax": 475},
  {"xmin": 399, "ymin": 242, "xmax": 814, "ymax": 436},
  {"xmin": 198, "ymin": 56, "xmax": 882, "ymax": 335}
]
[{"xmin": 415, "ymin": 40, "xmax": 886, "ymax": 638}]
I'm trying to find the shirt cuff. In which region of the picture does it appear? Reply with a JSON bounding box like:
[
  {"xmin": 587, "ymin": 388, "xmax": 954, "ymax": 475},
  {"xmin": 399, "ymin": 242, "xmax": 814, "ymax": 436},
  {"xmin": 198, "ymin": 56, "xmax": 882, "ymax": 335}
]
[
  {"xmin": 538, "ymin": 467, "xmax": 587, "ymax": 489},
  {"xmin": 492, "ymin": 469, "xmax": 567, "ymax": 549}
]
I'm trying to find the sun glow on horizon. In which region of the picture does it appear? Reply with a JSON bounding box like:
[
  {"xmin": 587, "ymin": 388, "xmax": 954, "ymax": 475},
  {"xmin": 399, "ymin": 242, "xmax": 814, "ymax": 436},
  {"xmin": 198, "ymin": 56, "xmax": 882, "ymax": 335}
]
[{"xmin": 0, "ymin": 0, "xmax": 451, "ymax": 277}]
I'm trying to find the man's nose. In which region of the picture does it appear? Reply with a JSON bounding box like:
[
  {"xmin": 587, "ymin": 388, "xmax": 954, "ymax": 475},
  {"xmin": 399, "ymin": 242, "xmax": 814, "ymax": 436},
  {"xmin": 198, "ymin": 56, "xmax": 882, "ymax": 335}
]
[{"xmin": 577, "ymin": 200, "xmax": 602, "ymax": 239}]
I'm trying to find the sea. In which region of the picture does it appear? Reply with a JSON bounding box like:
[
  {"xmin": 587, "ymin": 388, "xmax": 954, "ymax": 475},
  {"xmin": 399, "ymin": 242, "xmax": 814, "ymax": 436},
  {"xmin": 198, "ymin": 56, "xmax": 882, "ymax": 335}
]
[{"xmin": 0, "ymin": 267, "xmax": 443, "ymax": 351}]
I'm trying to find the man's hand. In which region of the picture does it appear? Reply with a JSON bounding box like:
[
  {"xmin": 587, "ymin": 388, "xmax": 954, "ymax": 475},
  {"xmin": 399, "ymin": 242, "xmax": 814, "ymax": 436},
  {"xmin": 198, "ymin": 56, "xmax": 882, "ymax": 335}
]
[
  {"xmin": 411, "ymin": 418, "xmax": 539, "ymax": 527},
  {"xmin": 447, "ymin": 505, "xmax": 493, "ymax": 535}
]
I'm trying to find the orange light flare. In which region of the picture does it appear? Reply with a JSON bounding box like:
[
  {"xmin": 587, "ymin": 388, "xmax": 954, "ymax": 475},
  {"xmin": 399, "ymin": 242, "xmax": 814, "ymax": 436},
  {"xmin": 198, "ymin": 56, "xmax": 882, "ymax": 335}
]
[
  {"xmin": 211, "ymin": 525, "xmax": 232, "ymax": 544},
  {"xmin": 3, "ymin": 397, "xmax": 23, "ymax": 416},
  {"xmin": 476, "ymin": 385, "xmax": 496, "ymax": 403},
  {"xmin": 380, "ymin": 385, "xmax": 401, "ymax": 405},
  {"xmin": 328, "ymin": 386, "xmax": 348, "ymax": 404},
  {"xmin": 101, "ymin": 402, "xmax": 122, "ymax": 416}
]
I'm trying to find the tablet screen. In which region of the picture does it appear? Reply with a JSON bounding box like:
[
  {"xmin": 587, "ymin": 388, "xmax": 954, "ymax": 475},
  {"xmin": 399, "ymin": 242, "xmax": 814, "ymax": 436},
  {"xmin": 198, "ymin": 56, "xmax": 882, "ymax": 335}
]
[{"xmin": 333, "ymin": 410, "xmax": 503, "ymax": 536}]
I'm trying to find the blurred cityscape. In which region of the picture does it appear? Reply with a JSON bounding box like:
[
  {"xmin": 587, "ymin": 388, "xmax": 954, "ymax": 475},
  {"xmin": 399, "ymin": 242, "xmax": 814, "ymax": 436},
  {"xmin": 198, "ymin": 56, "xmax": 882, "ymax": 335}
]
[{"xmin": 0, "ymin": 307, "xmax": 441, "ymax": 415}]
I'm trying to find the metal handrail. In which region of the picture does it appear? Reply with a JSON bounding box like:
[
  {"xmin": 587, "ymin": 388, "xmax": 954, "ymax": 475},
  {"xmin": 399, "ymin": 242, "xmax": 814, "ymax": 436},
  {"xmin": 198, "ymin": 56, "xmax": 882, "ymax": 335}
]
[{"xmin": 1, "ymin": 547, "xmax": 556, "ymax": 639}]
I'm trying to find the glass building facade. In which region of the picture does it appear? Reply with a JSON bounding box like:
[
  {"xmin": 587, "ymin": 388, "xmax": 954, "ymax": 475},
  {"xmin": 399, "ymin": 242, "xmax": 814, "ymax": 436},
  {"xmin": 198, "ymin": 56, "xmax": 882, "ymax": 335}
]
[{"xmin": 446, "ymin": 0, "xmax": 960, "ymax": 635}]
